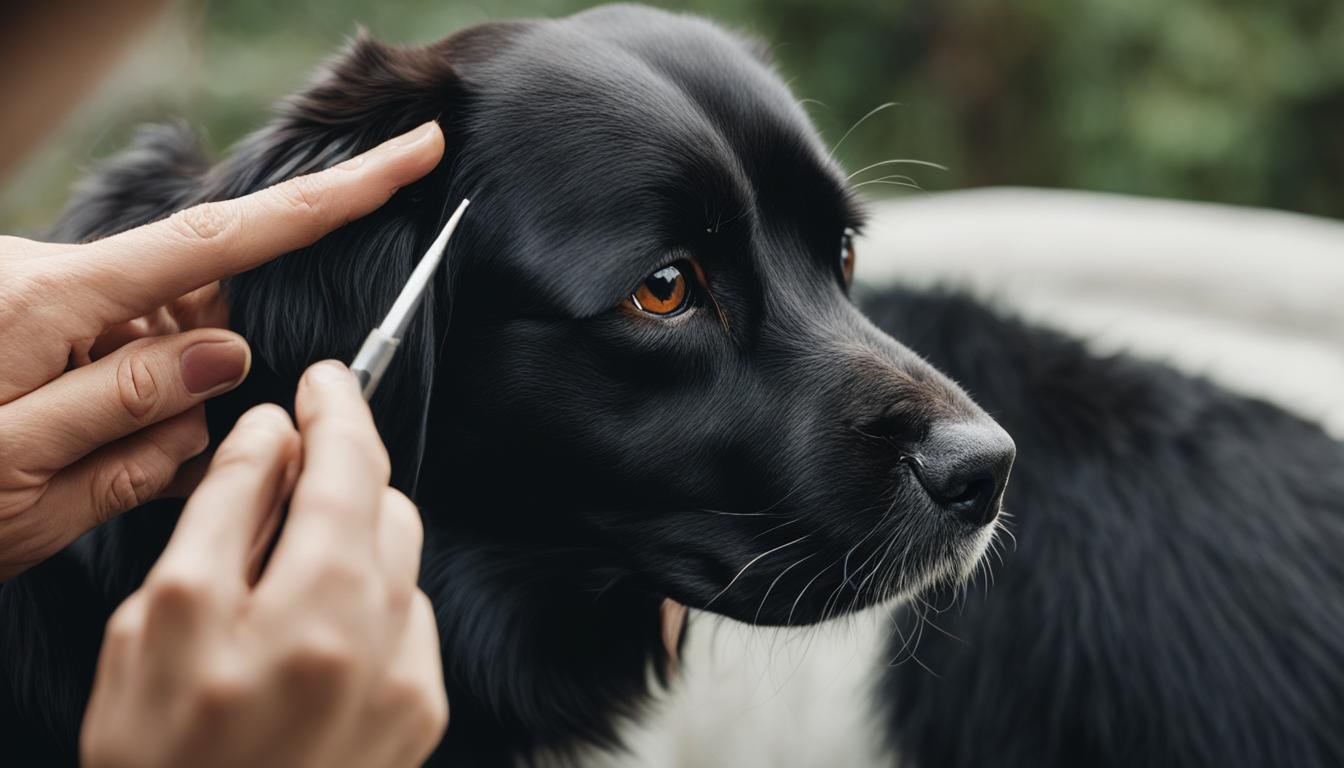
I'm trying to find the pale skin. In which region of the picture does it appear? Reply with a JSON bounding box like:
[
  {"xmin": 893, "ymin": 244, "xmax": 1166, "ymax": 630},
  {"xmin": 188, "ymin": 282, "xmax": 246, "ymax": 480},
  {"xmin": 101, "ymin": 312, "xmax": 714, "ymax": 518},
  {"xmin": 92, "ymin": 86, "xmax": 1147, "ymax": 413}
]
[
  {"xmin": 81, "ymin": 363, "xmax": 449, "ymax": 768},
  {"xmin": 1, "ymin": 122, "xmax": 451, "ymax": 764},
  {"xmin": 0, "ymin": 121, "xmax": 442, "ymax": 578}
]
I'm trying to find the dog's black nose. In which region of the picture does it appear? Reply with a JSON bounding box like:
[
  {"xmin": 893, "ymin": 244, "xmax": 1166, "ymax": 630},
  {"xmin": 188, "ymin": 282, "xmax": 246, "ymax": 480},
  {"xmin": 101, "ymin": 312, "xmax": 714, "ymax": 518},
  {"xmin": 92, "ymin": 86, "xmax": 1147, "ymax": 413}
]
[{"xmin": 907, "ymin": 420, "xmax": 1016, "ymax": 527}]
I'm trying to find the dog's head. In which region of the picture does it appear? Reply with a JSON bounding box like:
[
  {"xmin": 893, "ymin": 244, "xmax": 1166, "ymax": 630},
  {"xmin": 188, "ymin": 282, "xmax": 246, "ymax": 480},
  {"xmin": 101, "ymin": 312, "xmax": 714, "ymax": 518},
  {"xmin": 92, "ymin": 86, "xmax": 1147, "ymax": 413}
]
[{"xmin": 222, "ymin": 5, "xmax": 1014, "ymax": 627}]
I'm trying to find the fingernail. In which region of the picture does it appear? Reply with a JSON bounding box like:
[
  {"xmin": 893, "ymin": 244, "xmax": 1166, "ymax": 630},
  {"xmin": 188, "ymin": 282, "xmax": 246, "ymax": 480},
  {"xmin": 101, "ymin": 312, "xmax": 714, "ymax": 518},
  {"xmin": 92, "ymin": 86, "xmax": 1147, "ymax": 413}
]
[
  {"xmin": 307, "ymin": 359, "xmax": 354, "ymax": 388},
  {"xmin": 181, "ymin": 339, "xmax": 249, "ymax": 395}
]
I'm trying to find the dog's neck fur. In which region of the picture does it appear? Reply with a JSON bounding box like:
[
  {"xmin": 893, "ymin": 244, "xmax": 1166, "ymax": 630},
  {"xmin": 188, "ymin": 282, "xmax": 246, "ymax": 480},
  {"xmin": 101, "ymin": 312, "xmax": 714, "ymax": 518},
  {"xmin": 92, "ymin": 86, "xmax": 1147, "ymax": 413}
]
[{"xmin": 413, "ymin": 425, "xmax": 676, "ymax": 761}]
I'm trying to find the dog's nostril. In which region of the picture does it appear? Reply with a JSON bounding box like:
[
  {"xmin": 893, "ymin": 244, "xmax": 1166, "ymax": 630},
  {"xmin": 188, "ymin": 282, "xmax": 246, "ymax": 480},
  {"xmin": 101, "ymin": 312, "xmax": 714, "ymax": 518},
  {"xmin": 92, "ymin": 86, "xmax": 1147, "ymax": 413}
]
[
  {"xmin": 907, "ymin": 420, "xmax": 1015, "ymax": 527},
  {"xmin": 932, "ymin": 474, "xmax": 997, "ymax": 526}
]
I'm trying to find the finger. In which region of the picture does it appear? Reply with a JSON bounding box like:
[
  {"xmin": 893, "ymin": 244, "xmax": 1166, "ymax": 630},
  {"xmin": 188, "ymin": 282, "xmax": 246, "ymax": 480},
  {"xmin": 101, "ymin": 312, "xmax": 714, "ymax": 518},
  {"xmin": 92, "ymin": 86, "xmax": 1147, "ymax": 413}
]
[
  {"xmin": 271, "ymin": 361, "xmax": 389, "ymax": 563},
  {"xmin": 377, "ymin": 488, "xmax": 425, "ymax": 605},
  {"xmin": 134, "ymin": 407, "xmax": 297, "ymax": 701},
  {"xmin": 380, "ymin": 592, "xmax": 449, "ymax": 768},
  {"xmin": 243, "ymin": 455, "xmax": 300, "ymax": 587},
  {"xmin": 87, "ymin": 283, "xmax": 226, "ymax": 361},
  {"xmin": 154, "ymin": 404, "xmax": 300, "ymax": 589},
  {"xmin": 66, "ymin": 122, "xmax": 445, "ymax": 331},
  {"xmin": 92, "ymin": 286, "xmax": 231, "ymax": 355},
  {"xmin": 93, "ymin": 594, "xmax": 150, "ymax": 695},
  {"xmin": 27, "ymin": 407, "xmax": 209, "ymax": 568},
  {"xmin": 81, "ymin": 592, "xmax": 151, "ymax": 754},
  {"xmin": 0, "ymin": 329, "xmax": 249, "ymax": 471},
  {"xmin": 167, "ymin": 282, "xmax": 231, "ymax": 330},
  {"xmin": 88, "ymin": 316, "xmax": 157, "ymax": 361}
]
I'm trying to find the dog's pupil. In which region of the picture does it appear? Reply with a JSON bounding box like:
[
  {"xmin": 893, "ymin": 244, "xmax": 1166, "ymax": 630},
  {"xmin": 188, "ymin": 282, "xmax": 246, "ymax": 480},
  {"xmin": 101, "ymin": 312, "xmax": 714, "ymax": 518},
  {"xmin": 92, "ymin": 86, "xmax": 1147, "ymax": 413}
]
[{"xmin": 646, "ymin": 266, "xmax": 680, "ymax": 301}]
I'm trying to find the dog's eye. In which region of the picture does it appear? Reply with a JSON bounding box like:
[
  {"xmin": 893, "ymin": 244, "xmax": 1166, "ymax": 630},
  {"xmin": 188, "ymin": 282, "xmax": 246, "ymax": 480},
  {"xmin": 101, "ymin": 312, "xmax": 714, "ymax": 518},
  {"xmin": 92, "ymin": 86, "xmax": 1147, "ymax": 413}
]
[
  {"xmin": 840, "ymin": 228, "xmax": 857, "ymax": 287},
  {"xmin": 629, "ymin": 263, "xmax": 691, "ymax": 317}
]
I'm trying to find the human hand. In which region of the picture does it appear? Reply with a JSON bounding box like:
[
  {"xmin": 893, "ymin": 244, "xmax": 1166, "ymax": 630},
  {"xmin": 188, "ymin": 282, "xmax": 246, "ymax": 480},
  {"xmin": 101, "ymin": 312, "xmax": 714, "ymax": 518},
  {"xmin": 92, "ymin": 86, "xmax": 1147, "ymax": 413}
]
[
  {"xmin": 0, "ymin": 122, "xmax": 444, "ymax": 579},
  {"xmin": 81, "ymin": 361, "xmax": 448, "ymax": 768}
]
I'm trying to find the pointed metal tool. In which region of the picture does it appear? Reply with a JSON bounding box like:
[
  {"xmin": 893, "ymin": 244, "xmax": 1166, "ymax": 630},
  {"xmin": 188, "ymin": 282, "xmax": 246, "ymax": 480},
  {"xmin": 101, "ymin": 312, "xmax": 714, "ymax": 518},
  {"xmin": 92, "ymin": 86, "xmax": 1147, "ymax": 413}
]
[{"xmin": 349, "ymin": 198, "xmax": 469, "ymax": 399}]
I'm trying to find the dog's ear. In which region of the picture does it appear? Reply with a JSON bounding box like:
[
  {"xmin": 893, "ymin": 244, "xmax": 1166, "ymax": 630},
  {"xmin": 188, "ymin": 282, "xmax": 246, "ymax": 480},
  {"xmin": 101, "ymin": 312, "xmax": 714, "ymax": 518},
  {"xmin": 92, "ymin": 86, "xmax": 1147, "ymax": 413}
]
[
  {"xmin": 215, "ymin": 30, "xmax": 486, "ymax": 492},
  {"xmin": 51, "ymin": 26, "xmax": 526, "ymax": 491}
]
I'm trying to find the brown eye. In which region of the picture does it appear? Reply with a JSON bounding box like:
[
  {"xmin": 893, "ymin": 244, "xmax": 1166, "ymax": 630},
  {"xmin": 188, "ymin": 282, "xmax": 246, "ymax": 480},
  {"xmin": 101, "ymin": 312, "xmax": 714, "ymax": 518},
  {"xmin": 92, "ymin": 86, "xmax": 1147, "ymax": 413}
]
[
  {"xmin": 840, "ymin": 228, "xmax": 857, "ymax": 287},
  {"xmin": 630, "ymin": 263, "xmax": 691, "ymax": 316}
]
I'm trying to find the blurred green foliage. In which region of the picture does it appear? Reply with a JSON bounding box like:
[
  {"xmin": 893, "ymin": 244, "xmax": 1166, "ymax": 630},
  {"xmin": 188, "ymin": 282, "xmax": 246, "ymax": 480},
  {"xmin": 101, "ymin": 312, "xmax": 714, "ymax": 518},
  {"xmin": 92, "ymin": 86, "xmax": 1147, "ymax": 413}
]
[{"xmin": 4, "ymin": 0, "xmax": 1342, "ymax": 232}]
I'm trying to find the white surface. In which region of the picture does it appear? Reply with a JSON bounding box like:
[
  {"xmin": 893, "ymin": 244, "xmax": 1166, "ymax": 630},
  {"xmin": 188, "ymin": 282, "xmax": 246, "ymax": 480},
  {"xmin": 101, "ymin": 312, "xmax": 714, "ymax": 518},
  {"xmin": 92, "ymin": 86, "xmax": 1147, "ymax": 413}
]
[
  {"xmin": 860, "ymin": 188, "xmax": 1344, "ymax": 436},
  {"xmin": 601, "ymin": 188, "xmax": 1344, "ymax": 768}
]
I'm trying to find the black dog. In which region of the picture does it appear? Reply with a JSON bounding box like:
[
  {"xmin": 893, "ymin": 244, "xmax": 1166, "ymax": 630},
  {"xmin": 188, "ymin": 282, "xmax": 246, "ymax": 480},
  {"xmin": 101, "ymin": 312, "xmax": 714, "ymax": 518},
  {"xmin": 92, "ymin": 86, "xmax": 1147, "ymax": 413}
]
[
  {"xmin": 3, "ymin": 6, "xmax": 1013, "ymax": 765},
  {"xmin": 4, "ymin": 4, "xmax": 1343, "ymax": 767}
]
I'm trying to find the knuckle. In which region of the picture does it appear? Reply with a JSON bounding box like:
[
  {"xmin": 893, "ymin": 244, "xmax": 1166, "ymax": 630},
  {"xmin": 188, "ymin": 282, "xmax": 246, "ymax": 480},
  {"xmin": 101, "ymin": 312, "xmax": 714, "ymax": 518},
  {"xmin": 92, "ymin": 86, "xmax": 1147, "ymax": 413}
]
[
  {"xmin": 143, "ymin": 569, "xmax": 213, "ymax": 615},
  {"xmin": 276, "ymin": 174, "xmax": 326, "ymax": 215},
  {"xmin": 191, "ymin": 666, "xmax": 252, "ymax": 718},
  {"xmin": 94, "ymin": 460, "xmax": 159, "ymax": 522},
  {"xmin": 384, "ymin": 489, "xmax": 423, "ymax": 537},
  {"xmin": 311, "ymin": 558, "xmax": 376, "ymax": 596},
  {"xmin": 102, "ymin": 602, "xmax": 146, "ymax": 649},
  {"xmin": 377, "ymin": 674, "xmax": 445, "ymax": 730},
  {"xmin": 375, "ymin": 674, "xmax": 420, "ymax": 711},
  {"xmin": 113, "ymin": 349, "xmax": 163, "ymax": 421},
  {"xmin": 279, "ymin": 630, "xmax": 358, "ymax": 688},
  {"xmin": 279, "ymin": 542, "xmax": 379, "ymax": 602},
  {"xmin": 385, "ymin": 581, "xmax": 415, "ymax": 616},
  {"xmin": 168, "ymin": 203, "xmax": 232, "ymax": 250},
  {"xmin": 392, "ymin": 678, "xmax": 450, "ymax": 743}
]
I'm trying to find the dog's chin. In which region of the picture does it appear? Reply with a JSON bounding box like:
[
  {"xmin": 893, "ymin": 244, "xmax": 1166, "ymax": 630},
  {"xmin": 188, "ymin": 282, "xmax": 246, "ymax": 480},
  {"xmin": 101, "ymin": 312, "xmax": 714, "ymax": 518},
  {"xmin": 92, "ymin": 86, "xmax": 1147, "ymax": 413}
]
[
  {"xmin": 904, "ymin": 518, "xmax": 1000, "ymax": 597},
  {"xmin": 661, "ymin": 505, "xmax": 1003, "ymax": 628}
]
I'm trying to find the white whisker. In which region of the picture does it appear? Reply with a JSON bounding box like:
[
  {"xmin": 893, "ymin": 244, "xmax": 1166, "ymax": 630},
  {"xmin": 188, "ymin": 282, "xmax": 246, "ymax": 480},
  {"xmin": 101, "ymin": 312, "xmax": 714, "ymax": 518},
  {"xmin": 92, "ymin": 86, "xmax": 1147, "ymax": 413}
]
[
  {"xmin": 704, "ymin": 535, "xmax": 809, "ymax": 609},
  {"xmin": 828, "ymin": 102, "xmax": 900, "ymax": 161},
  {"xmin": 754, "ymin": 552, "xmax": 818, "ymax": 624},
  {"xmin": 846, "ymin": 157, "xmax": 949, "ymax": 180},
  {"xmin": 786, "ymin": 561, "xmax": 835, "ymax": 626},
  {"xmin": 853, "ymin": 179, "xmax": 922, "ymax": 192}
]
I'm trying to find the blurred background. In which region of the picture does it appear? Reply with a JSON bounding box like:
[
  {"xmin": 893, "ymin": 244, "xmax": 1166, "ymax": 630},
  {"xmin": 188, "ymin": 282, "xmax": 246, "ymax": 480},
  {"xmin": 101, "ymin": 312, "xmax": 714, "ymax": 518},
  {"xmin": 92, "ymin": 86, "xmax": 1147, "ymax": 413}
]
[{"xmin": 4, "ymin": 0, "xmax": 1344, "ymax": 232}]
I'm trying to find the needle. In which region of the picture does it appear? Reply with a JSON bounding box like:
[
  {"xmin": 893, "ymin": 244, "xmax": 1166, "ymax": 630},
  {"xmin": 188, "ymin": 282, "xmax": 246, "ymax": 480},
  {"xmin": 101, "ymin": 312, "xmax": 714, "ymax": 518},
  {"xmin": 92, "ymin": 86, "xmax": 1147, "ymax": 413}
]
[{"xmin": 349, "ymin": 198, "xmax": 469, "ymax": 399}]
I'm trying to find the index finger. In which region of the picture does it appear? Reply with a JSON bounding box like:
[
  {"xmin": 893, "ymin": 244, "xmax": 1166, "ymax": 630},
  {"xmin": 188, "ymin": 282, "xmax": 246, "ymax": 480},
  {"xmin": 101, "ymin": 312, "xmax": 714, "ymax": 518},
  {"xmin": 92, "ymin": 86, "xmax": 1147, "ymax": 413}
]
[
  {"xmin": 271, "ymin": 360, "xmax": 389, "ymax": 564},
  {"xmin": 67, "ymin": 121, "xmax": 444, "ymax": 332}
]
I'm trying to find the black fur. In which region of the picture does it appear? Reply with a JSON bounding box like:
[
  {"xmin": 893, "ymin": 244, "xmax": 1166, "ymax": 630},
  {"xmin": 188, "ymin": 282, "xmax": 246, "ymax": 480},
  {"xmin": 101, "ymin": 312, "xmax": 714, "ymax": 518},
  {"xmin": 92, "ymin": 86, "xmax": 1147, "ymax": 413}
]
[
  {"xmin": 870, "ymin": 289, "xmax": 1344, "ymax": 768},
  {"xmin": 3, "ymin": 5, "xmax": 1342, "ymax": 767}
]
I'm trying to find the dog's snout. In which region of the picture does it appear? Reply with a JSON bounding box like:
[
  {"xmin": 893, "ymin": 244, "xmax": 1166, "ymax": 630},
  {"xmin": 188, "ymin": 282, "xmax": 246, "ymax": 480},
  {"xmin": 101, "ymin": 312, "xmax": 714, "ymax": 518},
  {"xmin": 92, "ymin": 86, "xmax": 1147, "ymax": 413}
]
[{"xmin": 906, "ymin": 420, "xmax": 1016, "ymax": 527}]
